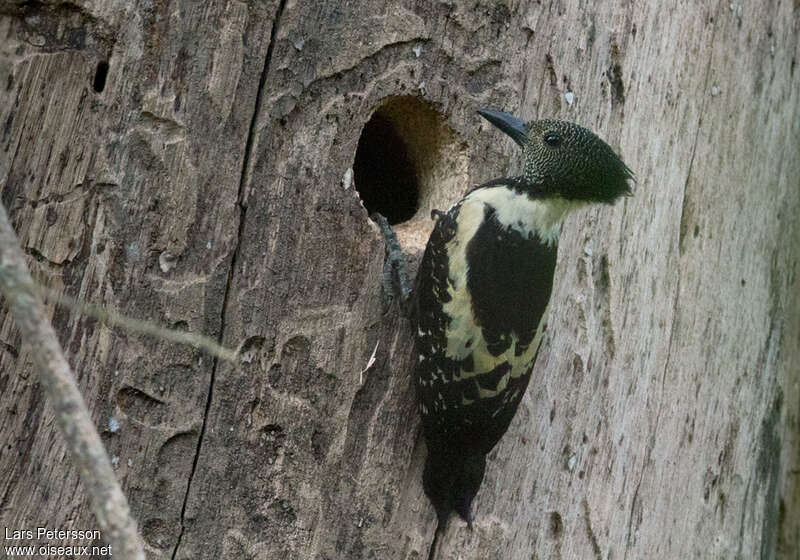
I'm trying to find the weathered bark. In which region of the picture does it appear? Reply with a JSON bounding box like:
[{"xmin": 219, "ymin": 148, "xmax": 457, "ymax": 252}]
[
  {"xmin": 0, "ymin": 202, "xmax": 144, "ymax": 558},
  {"xmin": 1, "ymin": 1, "xmax": 798, "ymax": 559}
]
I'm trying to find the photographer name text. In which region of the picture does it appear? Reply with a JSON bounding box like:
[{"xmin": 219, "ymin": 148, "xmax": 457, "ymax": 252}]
[{"xmin": 5, "ymin": 527, "xmax": 102, "ymax": 541}]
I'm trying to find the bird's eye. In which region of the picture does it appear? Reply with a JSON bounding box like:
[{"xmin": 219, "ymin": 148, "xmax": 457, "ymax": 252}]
[{"xmin": 543, "ymin": 132, "xmax": 562, "ymax": 147}]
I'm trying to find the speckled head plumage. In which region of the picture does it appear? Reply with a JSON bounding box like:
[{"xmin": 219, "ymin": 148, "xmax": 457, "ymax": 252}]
[{"xmin": 477, "ymin": 109, "xmax": 634, "ymax": 203}]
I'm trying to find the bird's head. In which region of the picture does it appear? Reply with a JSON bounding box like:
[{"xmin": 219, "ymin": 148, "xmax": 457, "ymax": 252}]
[{"xmin": 477, "ymin": 108, "xmax": 633, "ymax": 203}]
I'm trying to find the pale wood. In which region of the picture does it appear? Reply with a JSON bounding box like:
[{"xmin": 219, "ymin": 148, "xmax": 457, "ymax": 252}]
[{"xmin": 1, "ymin": 1, "xmax": 798, "ymax": 559}]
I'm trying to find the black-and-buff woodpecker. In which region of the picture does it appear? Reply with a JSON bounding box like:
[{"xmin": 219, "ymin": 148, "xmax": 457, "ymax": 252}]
[{"xmin": 415, "ymin": 109, "xmax": 633, "ymax": 531}]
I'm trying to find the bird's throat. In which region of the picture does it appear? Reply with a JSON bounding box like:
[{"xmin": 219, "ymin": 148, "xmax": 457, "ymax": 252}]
[{"xmin": 464, "ymin": 185, "xmax": 584, "ymax": 244}]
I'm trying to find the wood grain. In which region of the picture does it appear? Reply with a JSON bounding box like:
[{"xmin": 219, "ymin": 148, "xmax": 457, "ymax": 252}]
[{"xmin": 1, "ymin": 1, "xmax": 798, "ymax": 558}]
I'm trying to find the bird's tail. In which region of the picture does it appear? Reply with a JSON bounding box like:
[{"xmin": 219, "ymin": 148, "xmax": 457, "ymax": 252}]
[{"xmin": 422, "ymin": 448, "xmax": 487, "ymax": 530}]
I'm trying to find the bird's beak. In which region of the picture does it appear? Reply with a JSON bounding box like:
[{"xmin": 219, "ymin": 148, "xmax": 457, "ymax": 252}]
[{"xmin": 476, "ymin": 109, "xmax": 528, "ymax": 147}]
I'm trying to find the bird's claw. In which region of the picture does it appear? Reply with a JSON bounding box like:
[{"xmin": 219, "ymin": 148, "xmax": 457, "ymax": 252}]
[{"xmin": 372, "ymin": 213, "xmax": 412, "ymax": 314}]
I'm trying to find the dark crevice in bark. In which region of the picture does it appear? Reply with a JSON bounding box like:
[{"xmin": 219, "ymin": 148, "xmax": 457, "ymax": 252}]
[
  {"xmin": 169, "ymin": 1, "xmax": 288, "ymax": 557},
  {"xmin": 0, "ymin": 339, "xmax": 18, "ymax": 358},
  {"xmin": 23, "ymin": 247, "xmax": 68, "ymax": 268},
  {"xmin": 426, "ymin": 526, "xmax": 442, "ymax": 560},
  {"xmin": 583, "ymin": 498, "xmax": 603, "ymax": 560},
  {"xmin": 736, "ymin": 477, "xmax": 752, "ymax": 558}
]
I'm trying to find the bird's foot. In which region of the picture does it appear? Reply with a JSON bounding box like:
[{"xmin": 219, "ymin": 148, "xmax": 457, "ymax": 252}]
[{"xmin": 372, "ymin": 213, "xmax": 413, "ymax": 314}]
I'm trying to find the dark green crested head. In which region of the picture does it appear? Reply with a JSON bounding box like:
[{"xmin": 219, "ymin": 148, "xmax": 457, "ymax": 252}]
[{"xmin": 477, "ymin": 109, "xmax": 633, "ymax": 203}]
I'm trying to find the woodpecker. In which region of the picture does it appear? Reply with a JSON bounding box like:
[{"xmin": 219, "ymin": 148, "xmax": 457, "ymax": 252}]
[{"xmin": 415, "ymin": 109, "xmax": 633, "ymax": 531}]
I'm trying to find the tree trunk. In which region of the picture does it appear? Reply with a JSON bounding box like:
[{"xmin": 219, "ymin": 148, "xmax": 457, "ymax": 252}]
[{"xmin": 1, "ymin": 1, "xmax": 798, "ymax": 559}]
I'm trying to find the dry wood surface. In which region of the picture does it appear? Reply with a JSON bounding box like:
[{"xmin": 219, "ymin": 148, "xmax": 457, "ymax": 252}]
[{"xmin": 1, "ymin": 1, "xmax": 798, "ymax": 559}]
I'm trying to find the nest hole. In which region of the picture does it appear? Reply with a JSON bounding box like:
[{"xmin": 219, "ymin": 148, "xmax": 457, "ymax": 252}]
[
  {"xmin": 354, "ymin": 112, "xmax": 418, "ymax": 224},
  {"xmin": 93, "ymin": 60, "xmax": 109, "ymax": 93},
  {"xmin": 353, "ymin": 97, "xmax": 468, "ymax": 231}
]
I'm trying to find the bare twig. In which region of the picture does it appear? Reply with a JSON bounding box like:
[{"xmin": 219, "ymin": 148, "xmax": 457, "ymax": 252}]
[
  {"xmin": 40, "ymin": 287, "xmax": 238, "ymax": 362},
  {"xmin": 0, "ymin": 203, "xmax": 145, "ymax": 559}
]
